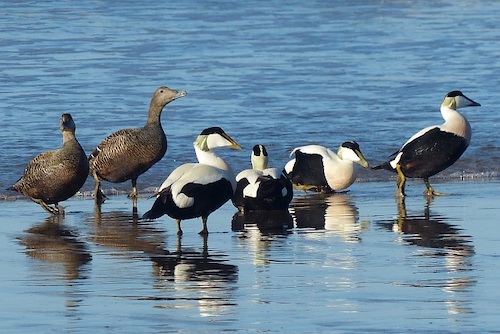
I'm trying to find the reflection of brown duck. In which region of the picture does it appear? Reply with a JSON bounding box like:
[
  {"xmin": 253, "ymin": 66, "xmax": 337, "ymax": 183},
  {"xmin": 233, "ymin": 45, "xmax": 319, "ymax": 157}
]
[
  {"xmin": 231, "ymin": 209, "xmax": 293, "ymax": 234},
  {"xmin": 19, "ymin": 215, "xmax": 91, "ymax": 280},
  {"xmin": 90, "ymin": 205, "xmax": 168, "ymax": 258}
]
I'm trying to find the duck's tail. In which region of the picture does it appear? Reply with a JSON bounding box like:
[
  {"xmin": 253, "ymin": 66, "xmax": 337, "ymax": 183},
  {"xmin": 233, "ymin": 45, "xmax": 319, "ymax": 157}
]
[
  {"xmin": 371, "ymin": 161, "xmax": 394, "ymax": 171},
  {"xmin": 142, "ymin": 196, "xmax": 166, "ymax": 220}
]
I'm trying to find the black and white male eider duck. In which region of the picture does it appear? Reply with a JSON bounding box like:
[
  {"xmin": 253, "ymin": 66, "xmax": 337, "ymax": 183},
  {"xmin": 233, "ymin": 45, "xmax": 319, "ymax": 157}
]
[
  {"xmin": 142, "ymin": 127, "xmax": 242, "ymax": 235},
  {"xmin": 373, "ymin": 90, "xmax": 480, "ymax": 196},
  {"xmin": 232, "ymin": 144, "xmax": 293, "ymax": 212},
  {"xmin": 10, "ymin": 114, "xmax": 89, "ymax": 214},
  {"xmin": 284, "ymin": 141, "xmax": 369, "ymax": 193},
  {"xmin": 89, "ymin": 86, "xmax": 187, "ymax": 204}
]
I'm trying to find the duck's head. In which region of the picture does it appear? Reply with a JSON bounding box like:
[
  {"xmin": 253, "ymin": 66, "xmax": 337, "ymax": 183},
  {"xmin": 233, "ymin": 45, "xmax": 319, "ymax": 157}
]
[
  {"xmin": 60, "ymin": 113, "xmax": 76, "ymax": 133},
  {"xmin": 251, "ymin": 144, "xmax": 269, "ymax": 171},
  {"xmin": 442, "ymin": 90, "xmax": 481, "ymax": 110},
  {"xmin": 338, "ymin": 141, "xmax": 369, "ymax": 168},
  {"xmin": 194, "ymin": 127, "xmax": 242, "ymax": 152},
  {"xmin": 151, "ymin": 86, "xmax": 187, "ymax": 109}
]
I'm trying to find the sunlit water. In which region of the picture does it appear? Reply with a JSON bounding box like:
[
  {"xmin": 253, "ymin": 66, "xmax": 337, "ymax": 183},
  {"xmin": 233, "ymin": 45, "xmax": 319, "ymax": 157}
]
[{"xmin": 1, "ymin": 0, "xmax": 499, "ymax": 332}]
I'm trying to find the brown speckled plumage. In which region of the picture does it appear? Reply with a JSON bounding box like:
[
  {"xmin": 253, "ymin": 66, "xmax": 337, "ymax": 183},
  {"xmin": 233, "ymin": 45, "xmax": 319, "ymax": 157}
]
[
  {"xmin": 11, "ymin": 113, "xmax": 89, "ymax": 214},
  {"xmin": 89, "ymin": 86, "xmax": 187, "ymax": 203}
]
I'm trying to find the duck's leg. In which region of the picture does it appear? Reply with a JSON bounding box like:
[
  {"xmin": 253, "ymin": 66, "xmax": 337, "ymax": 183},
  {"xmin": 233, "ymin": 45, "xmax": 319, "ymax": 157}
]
[
  {"xmin": 92, "ymin": 172, "xmax": 107, "ymax": 204},
  {"xmin": 128, "ymin": 178, "xmax": 138, "ymax": 199},
  {"xmin": 423, "ymin": 178, "xmax": 446, "ymax": 196},
  {"xmin": 55, "ymin": 204, "xmax": 66, "ymax": 216},
  {"xmin": 199, "ymin": 216, "xmax": 209, "ymax": 235},
  {"xmin": 395, "ymin": 165, "xmax": 406, "ymax": 197},
  {"xmin": 176, "ymin": 219, "xmax": 183, "ymax": 236},
  {"xmin": 34, "ymin": 198, "xmax": 59, "ymax": 215}
]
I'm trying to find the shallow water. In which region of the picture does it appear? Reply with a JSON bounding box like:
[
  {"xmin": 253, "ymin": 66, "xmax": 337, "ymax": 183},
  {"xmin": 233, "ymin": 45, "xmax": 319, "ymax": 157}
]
[
  {"xmin": 1, "ymin": 0, "xmax": 500, "ymax": 332},
  {"xmin": 2, "ymin": 180, "xmax": 500, "ymax": 333}
]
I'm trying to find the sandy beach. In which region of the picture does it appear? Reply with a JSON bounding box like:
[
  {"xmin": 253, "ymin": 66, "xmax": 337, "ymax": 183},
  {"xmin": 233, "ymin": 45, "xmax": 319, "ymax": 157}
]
[{"xmin": 1, "ymin": 178, "xmax": 498, "ymax": 332}]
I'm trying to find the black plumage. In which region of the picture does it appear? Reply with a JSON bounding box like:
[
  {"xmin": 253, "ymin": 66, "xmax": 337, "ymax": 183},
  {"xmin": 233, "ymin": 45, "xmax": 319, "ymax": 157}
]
[
  {"xmin": 287, "ymin": 151, "xmax": 328, "ymax": 191},
  {"xmin": 373, "ymin": 90, "xmax": 480, "ymax": 196},
  {"xmin": 233, "ymin": 144, "xmax": 293, "ymax": 211},
  {"xmin": 284, "ymin": 142, "xmax": 369, "ymax": 193}
]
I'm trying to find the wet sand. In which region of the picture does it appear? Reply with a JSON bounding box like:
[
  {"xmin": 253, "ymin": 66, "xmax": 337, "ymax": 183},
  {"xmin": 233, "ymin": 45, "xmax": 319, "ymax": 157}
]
[{"xmin": 0, "ymin": 179, "xmax": 499, "ymax": 332}]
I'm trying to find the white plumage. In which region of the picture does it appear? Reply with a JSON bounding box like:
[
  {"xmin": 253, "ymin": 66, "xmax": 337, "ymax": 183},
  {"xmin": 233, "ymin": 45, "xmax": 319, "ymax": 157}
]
[
  {"xmin": 142, "ymin": 127, "xmax": 241, "ymax": 235},
  {"xmin": 284, "ymin": 141, "xmax": 369, "ymax": 193}
]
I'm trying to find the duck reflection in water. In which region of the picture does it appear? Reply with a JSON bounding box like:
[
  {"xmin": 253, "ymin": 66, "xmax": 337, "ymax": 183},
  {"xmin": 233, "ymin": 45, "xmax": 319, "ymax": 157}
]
[
  {"xmin": 19, "ymin": 215, "xmax": 91, "ymax": 280},
  {"xmin": 151, "ymin": 236, "xmax": 238, "ymax": 318},
  {"xmin": 379, "ymin": 196, "xmax": 475, "ymax": 316},
  {"xmin": 231, "ymin": 209, "xmax": 293, "ymax": 234},
  {"xmin": 90, "ymin": 205, "xmax": 168, "ymax": 258},
  {"xmin": 382, "ymin": 197, "xmax": 475, "ymax": 260},
  {"xmin": 231, "ymin": 210, "xmax": 293, "ymax": 266},
  {"xmin": 91, "ymin": 205, "xmax": 238, "ymax": 317},
  {"xmin": 291, "ymin": 193, "xmax": 368, "ymax": 242}
]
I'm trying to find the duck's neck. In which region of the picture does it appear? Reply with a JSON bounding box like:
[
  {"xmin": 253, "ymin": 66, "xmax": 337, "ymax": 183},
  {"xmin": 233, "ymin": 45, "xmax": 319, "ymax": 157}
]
[
  {"xmin": 146, "ymin": 101, "xmax": 164, "ymax": 126},
  {"xmin": 62, "ymin": 131, "xmax": 77, "ymax": 145},
  {"xmin": 440, "ymin": 106, "xmax": 471, "ymax": 142},
  {"xmin": 251, "ymin": 158, "xmax": 268, "ymax": 171},
  {"xmin": 195, "ymin": 147, "xmax": 231, "ymax": 171}
]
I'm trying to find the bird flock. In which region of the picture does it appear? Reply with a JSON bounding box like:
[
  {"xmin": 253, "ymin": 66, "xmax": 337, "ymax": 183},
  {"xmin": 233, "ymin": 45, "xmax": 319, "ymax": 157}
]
[{"xmin": 9, "ymin": 88, "xmax": 480, "ymax": 235}]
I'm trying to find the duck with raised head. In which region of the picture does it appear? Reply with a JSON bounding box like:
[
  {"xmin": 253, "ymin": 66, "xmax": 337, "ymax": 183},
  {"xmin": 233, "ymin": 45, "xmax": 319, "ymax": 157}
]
[
  {"xmin": 233, "ymin": 144, "xmax": 293, "ymax": 212},
  {"xmin": 142, "ymin": 127, "xmax": 241, "ymax": 235},
  {"xmin": 284, "ymin": 141, "xmax": 369, "ymax": 193},
  {"xmin": 373, "ymin": 90, "xmax": 480, "ymax": 196},
  {"xmin": 10, "ymin": 114, "xmax": 89, "ymax": 214},
  {"xmin": 89, "ymin": 86, "xmax": 187, "ymax": 204}
]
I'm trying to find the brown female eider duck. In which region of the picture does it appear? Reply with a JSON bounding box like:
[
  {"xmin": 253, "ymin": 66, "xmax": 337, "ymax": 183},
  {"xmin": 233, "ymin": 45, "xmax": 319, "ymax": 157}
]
[
  {"xmin": 11, "ymin": 114, "xmax": 89, "ymax": 214},
  {"xmin": 142, "ymin": 127, "xmax": 241, "ymax": 235},
  {"xmin": 284, "ymin": 141, "xmax": 369, "ymax": 193},
  {"xmin": 373, "ymin": 90, "xmax": 480, "ymax": 196},
  {"xmin": 89, "ymin": 86, "xmax": 187, "ymax": 204},
  {"xmin": 232, "ymin": 144, "xmax": 293, "ymax": 212}
]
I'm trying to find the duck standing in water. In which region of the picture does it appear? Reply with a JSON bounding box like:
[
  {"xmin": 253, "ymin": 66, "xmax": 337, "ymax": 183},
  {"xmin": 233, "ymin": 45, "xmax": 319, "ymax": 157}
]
[
  {"xmin": 142, "ymin": 127, "xmax": 241, "ymax": 235},
  {"xmin": 10, "ymin": 114, "xmax": 89, "ymax": 214},
  {"xmin": 89, "ymin": 86, "xmax": 187, "ymax": 204},
  {"xmin": 233, "ymin": 144, "xmax": 293, "ymax": 212},
  {"xmin": 373, "ymin": 90, "xmax": 480, "ymax": 196},
  {"xmin": 284, "ymin": 141, "xmax": 369, "ymax": 193}
]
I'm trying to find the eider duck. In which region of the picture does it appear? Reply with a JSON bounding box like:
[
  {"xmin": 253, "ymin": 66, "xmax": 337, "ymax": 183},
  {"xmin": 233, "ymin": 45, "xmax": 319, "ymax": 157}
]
[
  {"xmin": 373, "ymin": 90, "xmax": 480, "ymax": 196},
  {"xmin": 284, "ymin": 141, "xmax": 369, "ymax": 193},
  {"xmin": 232, "ymin": 144, "xmax": 293, "ymax": 211},
  {"xmin": 10, "ymin": 114, "xmax": 89, "ymax": 214},
  {"xmin": 142, "ymin": 127, "xmax": 242, "ymax": 235},
  {"xmin": 89, "ymin": 86, "xmax": 187, "ymax": 204}
]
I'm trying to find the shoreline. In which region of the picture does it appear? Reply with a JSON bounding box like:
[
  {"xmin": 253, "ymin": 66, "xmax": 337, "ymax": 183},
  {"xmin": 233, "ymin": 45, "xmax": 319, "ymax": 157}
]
[{"xmin": 1, "ymin": 175, "xmax": 498, "ymax": 203}]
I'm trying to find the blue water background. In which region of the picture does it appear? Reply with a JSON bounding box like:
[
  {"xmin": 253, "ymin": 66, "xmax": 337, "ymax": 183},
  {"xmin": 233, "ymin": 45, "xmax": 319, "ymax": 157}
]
[{"xmin": 1, "ymin": 0, "xmax": 499, "ymax": 198}]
